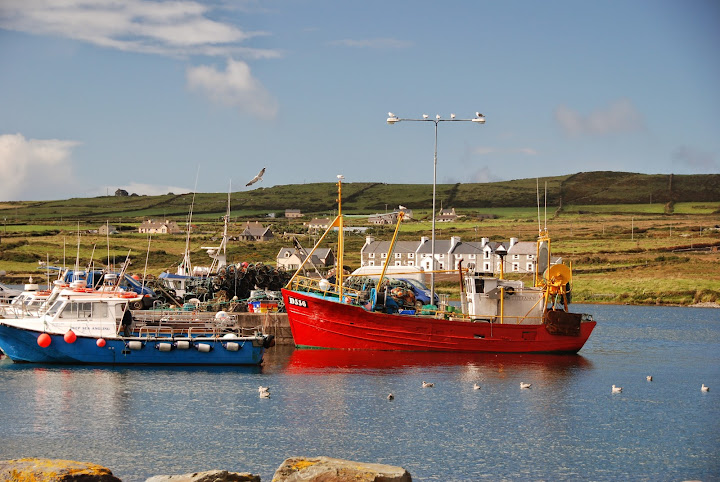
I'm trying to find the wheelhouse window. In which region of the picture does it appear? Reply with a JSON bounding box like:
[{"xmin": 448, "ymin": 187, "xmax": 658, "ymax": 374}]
[{"xmin": 59, "ymin": 301, "xmax": 108, "ymax": 319}]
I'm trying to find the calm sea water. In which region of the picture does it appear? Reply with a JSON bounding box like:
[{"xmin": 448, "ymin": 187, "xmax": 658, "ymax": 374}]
[{"xmin": 0, "ymin": 304, "xmax": 718, "ymax": 481}]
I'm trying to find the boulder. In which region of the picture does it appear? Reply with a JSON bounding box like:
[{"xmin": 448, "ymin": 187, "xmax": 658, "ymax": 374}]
[
  {"xmin": 145, "ymin": 470, "xmax": 260, "ymax": 482},
  {"xmin": 272, "ymin": 456, "xmax": 412, "ymax": 482},
  {"xmin": 0, "ymin": 458, "xmax": 121, "ymax": 481}
]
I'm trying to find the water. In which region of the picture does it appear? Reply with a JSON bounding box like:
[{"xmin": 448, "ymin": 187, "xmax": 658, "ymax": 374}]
[{"xmin": 0, "ymin": 304, "xmax": 718, "ymax": 481}]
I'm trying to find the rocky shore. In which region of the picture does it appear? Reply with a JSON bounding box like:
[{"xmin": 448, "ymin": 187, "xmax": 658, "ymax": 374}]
[{"xmin": 0, "ymin": 456, "xmax": 413, "ymax": 481}]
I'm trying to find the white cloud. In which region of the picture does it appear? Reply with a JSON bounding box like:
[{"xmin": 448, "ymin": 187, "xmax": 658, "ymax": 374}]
[
  {"xmin": 555, "ymin": 98, "xmax": 645, "ymax": 136},
  {"xmin": 187, "ymin": 59, "xmax": 278, "ymax": 119},
  {"xmin": 0, "ymin": 133, "xmax": 81, "ymax": 201},
  {"xmin": 0, "ymin": 0, "xmax": 279, "ymax": 59},
  {"xmin": 330, "ymin": 37, "xmax": 412, "ymax": 49},
  {"xmin": 672, "ymin": 145, "xmax": 718, "ymax": 172}
]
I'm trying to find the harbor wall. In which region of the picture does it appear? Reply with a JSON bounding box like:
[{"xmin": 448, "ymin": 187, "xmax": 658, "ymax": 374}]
[{"xmin": 236, "ymin": 312, "xmax": 293, "ymax": 345}]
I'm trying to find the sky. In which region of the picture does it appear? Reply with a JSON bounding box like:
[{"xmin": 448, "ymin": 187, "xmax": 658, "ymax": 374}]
[{"xmin": 0, "ymin": 0, "xmax": 718, "ymax": 201}]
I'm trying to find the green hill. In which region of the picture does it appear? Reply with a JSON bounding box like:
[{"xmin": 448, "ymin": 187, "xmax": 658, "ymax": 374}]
[{"xmin": 1, "ymin": 172, "xmax": 718, "ymax": 222}]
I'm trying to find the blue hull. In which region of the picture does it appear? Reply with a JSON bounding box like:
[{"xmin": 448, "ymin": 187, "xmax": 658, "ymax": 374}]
[{"xmin": 0, "ymin": 323, "xmax": 267, "ymax": 365}]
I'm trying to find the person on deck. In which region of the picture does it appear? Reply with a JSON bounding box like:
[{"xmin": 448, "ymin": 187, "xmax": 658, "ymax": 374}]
[{"xmin": 121, "ymin": 302, "xmax": 133, "ymax": 337}]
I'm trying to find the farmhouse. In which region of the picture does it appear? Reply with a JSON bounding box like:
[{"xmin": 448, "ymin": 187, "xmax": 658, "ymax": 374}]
[
  {"xmin": 238, "ymin": 221, "xmax": 273, "ymax": 242},
  {"xmin": 277, "ymin": 247, "xmax": 335, "ymax": 271},
  {"xmin": 138, "ymin": 219, "xmax": 182, "ymax": 234}
]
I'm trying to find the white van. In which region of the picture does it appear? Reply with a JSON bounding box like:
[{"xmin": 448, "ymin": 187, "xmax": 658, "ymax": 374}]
[{"xmin": 348, "ymin": 265, "xmax": 426, "ymax": 284}]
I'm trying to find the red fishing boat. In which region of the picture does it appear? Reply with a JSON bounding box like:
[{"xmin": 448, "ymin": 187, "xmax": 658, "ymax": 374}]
[{"xmin": 281, "ymin": 176, "xmax": 596, "ymax": 353}]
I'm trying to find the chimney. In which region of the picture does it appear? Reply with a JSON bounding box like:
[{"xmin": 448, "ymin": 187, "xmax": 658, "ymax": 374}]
[
  {"xmin": 451, "ymin": 236, "xmax": 461, "ymax": 248},
  {"xmin": 481, "ymin": 237, "xmax": 489, "ymax": 247},
  {"xmin": 510, "ymin": 237, "xmax": 518, "ymax": 247},
  {"xmin": 420, "ymin": 236, "xmax": 429, "ymax": 244},
  {"xmin": 365, "ymin": 236, "xmax": 375, "ymax": 245}
]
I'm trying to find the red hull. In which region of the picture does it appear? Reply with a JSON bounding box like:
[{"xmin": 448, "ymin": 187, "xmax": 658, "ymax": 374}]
[{"xmin": 282, "ymin": 289, "xmax": 596, "ymax": 353}]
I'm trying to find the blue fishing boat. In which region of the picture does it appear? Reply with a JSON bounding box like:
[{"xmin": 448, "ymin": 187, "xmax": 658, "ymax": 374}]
[{"xmin": 0, "ymin": 281, "xmax": 273, "ymax": 365}]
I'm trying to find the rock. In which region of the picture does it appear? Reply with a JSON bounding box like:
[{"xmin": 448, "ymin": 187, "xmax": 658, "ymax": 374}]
[
  {"xmin": 0, "ymin": 458, "xmax": 121, "ymax": 481},
  {"xmin": 145, "ymin": 470, "xmax": 260, "ymax": 482},
  {"xmin": 272, "ymin": 456, "xmax": 412, "ymax": 482}
]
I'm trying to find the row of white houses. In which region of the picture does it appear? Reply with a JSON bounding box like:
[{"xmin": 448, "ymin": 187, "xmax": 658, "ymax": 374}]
[
  {"xmin": 360, "ymin": 236, "xmax": 553, "ymax": 274},
  {"xmin": 275, "ymin": 236, "xmax": 556, "ymax": 275}
]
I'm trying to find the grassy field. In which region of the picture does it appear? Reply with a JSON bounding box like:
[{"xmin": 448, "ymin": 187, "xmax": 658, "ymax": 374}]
[
  {"xmin": 1, "ymin": 172, "xmax": 718, "ymax": 306},
  {"xmin": 1, "ymin": 206, "xmax": 718, "ymax": 307}
]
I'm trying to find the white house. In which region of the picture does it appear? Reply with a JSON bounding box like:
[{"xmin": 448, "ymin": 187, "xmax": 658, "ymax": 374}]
[
  {"xmin": 138, "ymin": 219, "xmax": 182, "ymax": 234},
  {"xmin": 277, "ymin": 247, "xmax": 334, "ymax": 271}
]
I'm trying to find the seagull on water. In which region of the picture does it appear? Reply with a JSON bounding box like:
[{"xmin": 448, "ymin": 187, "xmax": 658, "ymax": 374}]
[
  {"xmin": 260, "ymin": 391, "xmax": 270, "ymax": 398},
  {"xmin": 612, "ymin": 385, "xmax": 622, "ymax": 393},
  {"xmin": 387, "ymin": 393, "xmax": 394, "ymax": 400},
  {"xmin": 473, "ymin": 383, "xmax": 481, "ymax": 390},
  {"xmin": 422, "ymin": 381, "xmax": 434, "ymax": 388},
  {"xmin": 701, "ymin": 384, "xmax": 709, "ymax": 392},
  {"xmin": 646, "ymin": 376, "xmax": 653, "ymax": 382},
  {"xmin": 246, "ymin": 167, "xmax": 266, "ymax": 187},
  {"xmin": 520, "ymin": 382, "xmax": 531, "ymax": 389},
  {"xmin": 258, "ymin": 386, "xmax": 269, "ymax": 393}
]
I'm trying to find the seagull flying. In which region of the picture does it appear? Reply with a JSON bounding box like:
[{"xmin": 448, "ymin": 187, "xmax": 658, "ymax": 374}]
[{"xmin": 246, "ymin": 167, "xmax": 266, "ymax": 187}]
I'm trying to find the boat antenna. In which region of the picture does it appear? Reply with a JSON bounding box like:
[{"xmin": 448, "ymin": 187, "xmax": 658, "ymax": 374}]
[
  {"xmin": 74, "ymin": 222, "xmax": 80, "ymax": 282},
  {"xmin": 544, "ymin": 181, "xmax": 548, "ymax": 234},
  {"xmin": 142, "ymin": 234, "xmax": 151, "ymax": 293},
  {"xmin": 536, "ymin": 178, "xmax": 541, "ymax": 237},
  {"xmin": 106, "ymin": 220, "xmax": 111, "ymax": 271}
]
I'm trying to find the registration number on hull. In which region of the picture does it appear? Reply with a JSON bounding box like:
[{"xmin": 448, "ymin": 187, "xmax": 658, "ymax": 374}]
[{"xmin": 287, "ymin": 296, "xmax": 307, "ymax": 308}]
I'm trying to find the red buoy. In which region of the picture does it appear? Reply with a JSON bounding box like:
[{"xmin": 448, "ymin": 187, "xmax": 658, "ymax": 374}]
[
  {"xmin": 96, "ymin": 338, "xmax": 106, "ymax": 348},
  {"xmin": 37, "ymin": 333, "xmax": 51, "ymax": 347},
  {"xmin": 64, "ymin": 330, "xmax": 77, "ymax": 344}
]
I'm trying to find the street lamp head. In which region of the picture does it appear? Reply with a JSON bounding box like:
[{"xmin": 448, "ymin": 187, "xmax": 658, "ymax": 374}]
[
  {"xmin": 472, "ymin": 112, "xmax": 486, "ymax": 124},
  {"xmin": 387, "ymin": 114, "xmax": 399, "ymax": 125}
]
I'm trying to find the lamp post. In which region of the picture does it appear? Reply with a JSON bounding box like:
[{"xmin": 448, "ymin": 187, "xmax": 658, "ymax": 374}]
[{"xmin": 387, "ymin": 112, "xmax": 485, "ymax": 303}]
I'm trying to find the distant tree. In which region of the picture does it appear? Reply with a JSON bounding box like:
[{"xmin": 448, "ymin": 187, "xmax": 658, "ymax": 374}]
[
  {"xmin": 115, "ymin": 189, "xmax": 129, "ymax": 197},
  {"xmin": 130, "ymin": 193, "xmax": 138, "ymax": 197}
]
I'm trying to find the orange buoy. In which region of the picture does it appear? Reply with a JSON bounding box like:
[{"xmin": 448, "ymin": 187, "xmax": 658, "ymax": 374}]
[
  {"xmin": 37, "ymin": 333, "xmax": 51, "ymax": 347},
  {"xmin": 64, "ymin": 330, "xmax": 77, "ymax": 344},
  {"xmin": 96, "ymin": 338, "xmax": 106, "ymax": 348}
]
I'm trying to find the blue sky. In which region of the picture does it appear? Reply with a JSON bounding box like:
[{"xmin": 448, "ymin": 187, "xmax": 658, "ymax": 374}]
[{"xmin": 0, "ymin": 0, "xmax": 718, "ymax": 201}]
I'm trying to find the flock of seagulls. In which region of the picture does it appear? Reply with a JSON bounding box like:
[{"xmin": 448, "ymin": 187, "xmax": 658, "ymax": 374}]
[{"xmin": 256, "ymin": 378, "xmax": 711, "ymax": 401}]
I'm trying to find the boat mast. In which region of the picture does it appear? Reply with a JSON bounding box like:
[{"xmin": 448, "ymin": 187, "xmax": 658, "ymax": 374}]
[
  {"xmin": 179, "ymin": 168, "xmax": 200, "ymax": 276},
  {"xmin": 336, "ymin": 175, "xmax": 344, "ymax": 301}
]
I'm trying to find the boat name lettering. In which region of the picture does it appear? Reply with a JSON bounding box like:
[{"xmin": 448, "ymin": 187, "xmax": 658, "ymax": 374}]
[{"xmin": 287, "ymin": 297, "xmax": 307, "ymax": 308}]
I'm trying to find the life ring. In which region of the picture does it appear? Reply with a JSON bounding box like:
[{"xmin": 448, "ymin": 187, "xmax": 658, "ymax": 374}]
[{"xmin": 121, "ymin": 292, "xmax": 136, "ymax": 299}]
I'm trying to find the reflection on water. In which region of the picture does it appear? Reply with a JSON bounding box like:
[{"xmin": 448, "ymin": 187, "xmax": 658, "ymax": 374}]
[
  {"xmin": 0, "ymin": 304, "xmax": 718, "ymax": 481},
  {"xmin": 285, "ymin": 347, "xmax": 593, "ymax": 372}
]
